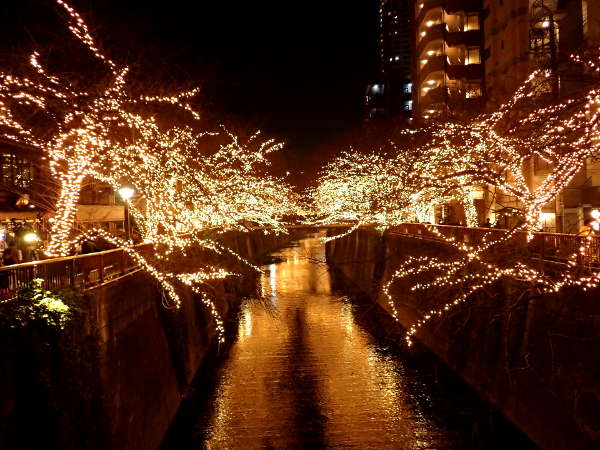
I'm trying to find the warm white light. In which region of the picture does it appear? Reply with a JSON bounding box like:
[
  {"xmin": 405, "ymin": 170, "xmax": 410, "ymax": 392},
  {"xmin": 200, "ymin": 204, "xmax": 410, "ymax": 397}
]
[
  {"xmin": 592, "ymin": 209, "xmax": 600, "ymax": 220},
  {"xmin": 23, "ymin": 232, "xmax": 39, "ymax": 243},
  {"xmin": 118, "ymin": 186, "xmax": 135, "ymax": 200}
]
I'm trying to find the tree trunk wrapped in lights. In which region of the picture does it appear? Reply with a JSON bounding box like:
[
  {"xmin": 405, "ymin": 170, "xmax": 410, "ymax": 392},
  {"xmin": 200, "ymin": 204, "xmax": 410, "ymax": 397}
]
[{"xmin": 0, "ymin": 0, "xmax": 301, "ymax": 343}]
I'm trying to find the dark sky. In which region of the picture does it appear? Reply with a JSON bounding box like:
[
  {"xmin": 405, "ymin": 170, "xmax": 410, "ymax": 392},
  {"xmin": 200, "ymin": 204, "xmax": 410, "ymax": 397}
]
[{"xmin": 0, "ymin": 0, "xmax": 378, "ymax": 179}]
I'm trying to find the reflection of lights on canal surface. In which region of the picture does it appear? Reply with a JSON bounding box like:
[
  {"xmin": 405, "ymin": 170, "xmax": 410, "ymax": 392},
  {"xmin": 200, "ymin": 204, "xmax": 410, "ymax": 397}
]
[
  {"xmin": 201, "ymin": 235, "xmax": 455, "ymax": 448},
  {"xmin": 160, "ymin": 234, "xmax": 535, "ymax": 450},
  {"xmin": 269, "ymin": 263, "xmax": 276, "ymax": 299}
]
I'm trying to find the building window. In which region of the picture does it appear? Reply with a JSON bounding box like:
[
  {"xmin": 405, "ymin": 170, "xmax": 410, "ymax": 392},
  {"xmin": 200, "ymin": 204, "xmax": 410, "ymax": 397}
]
[
  {"xmin": 404, "ymin": 100, "xmax": 413, "ymax": 110},
  {"xmin": 466, "ymin": 47, "xmax": 481, "ymax": 65},
  {"xmin": 0, "ymin": 153, "xmax": 35, "ymax": 188},
  {"xmin": 465, "ymin": 14, "xmax": 479, "ymax": 31},
  {"xmin": 465, "ymin": 82, "xmax": 482, "ymax": 98},
  {"xmin": 404, "ymin": 83, "xmax": 412, "ymax": 93}
]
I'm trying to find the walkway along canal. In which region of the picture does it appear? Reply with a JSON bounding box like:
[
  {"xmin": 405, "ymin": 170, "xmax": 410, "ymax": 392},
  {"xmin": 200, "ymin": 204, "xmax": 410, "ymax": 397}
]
[{"xmin": 161, "ymin": 234, "xmax": 535, "ymax": 449}]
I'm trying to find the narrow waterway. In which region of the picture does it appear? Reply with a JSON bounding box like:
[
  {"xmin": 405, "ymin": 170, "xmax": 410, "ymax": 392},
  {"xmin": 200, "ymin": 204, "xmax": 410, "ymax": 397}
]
[{"xmin": 161, "ymin": 234, "xmax": 535, "ymax": 449}]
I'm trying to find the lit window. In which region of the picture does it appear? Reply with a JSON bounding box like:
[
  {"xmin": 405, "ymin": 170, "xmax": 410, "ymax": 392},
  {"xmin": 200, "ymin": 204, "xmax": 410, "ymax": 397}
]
[
  {"xmin": 465, "ymin": 47, "xmax": 481, "ymax": 65},
  {"xmin": 465, "ymin": 14, "xmax": 479, "ymax": 31},
  {"xmin": 465, "ymin": 82, "xmax": 482, "ymax": 98},
  {"xmin": 404, "ymin": 100, "xmax": 413, "ymax": 110}
]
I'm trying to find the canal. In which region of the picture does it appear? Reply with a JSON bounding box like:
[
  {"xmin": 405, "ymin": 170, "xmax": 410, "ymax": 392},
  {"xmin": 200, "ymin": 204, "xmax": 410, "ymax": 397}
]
[{"xmin": 161, "ymin": 234, "xmax": 536, "ymax": 449}]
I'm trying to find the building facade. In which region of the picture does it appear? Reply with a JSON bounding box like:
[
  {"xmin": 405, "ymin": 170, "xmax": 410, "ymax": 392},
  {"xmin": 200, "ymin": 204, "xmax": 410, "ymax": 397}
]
[
  {"xmin": 0, "ymin": 139, "xmax": 126, "ymax": 261},
  {"xmin": 484, "ymin": 0, "xmax": 600, "ymax": 232},
  {"xmin": 412, "ymin": 0, "xmax": 485, "ymax": 120},
  {"xmin": 366, "ymin": 0, "xmax": 414, "ymax": 119}
]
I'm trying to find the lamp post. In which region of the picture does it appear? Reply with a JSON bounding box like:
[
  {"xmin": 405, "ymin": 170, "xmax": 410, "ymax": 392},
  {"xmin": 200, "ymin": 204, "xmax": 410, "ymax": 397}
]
[{"xmin": 118, "ymin": 185, "xmax": 135, "ymax": 241}]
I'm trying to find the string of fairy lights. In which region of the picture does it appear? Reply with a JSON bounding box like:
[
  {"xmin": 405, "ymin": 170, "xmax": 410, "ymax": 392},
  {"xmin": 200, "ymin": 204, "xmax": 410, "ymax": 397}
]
[
  {"xmin": 312, "ymin": 46, "xmax": 600, "ymax": 346},
  {"xmin": 2, "ymin": 1, "xmax": 600, "ymax": 349},
  {"xmin": 0, "ymin": 0, "xmax": 301, "ymax": 343}
]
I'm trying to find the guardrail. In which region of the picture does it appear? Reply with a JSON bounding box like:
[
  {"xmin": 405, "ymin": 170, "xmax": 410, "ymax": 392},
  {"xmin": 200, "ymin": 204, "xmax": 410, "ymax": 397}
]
[
  {"xmin": 0, "ymin": 243, "xmax": 153, "ymax": 294},
  {"xmin": 387, "ymin": 223, "xmax": 600, "ymax": 264}
]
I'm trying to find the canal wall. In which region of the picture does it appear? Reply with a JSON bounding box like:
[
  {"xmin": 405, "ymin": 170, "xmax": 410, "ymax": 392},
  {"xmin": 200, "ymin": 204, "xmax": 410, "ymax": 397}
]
[
  {"xmin": 0, "ymin": 230, "xmax": 301, "ymax": 450},
  {"xmin": 326, "ymin": 228, "xmax": 600, "ymax": 450}
]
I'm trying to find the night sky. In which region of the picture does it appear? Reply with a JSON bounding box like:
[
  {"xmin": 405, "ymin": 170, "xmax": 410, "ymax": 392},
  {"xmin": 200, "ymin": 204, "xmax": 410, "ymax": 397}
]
[{"xmin": 0, "ymin": 0, "xmax": 379, "ymax": 180}]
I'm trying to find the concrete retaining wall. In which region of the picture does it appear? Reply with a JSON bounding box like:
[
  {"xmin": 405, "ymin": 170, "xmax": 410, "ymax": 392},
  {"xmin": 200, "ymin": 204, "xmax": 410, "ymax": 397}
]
[
  {"xmin": 0, "ymin": 231, "xmax": 299, "ymax": 450},
  {"xmin": 326, "ymin": 228, "xmax": 600, "ymax": 450}
]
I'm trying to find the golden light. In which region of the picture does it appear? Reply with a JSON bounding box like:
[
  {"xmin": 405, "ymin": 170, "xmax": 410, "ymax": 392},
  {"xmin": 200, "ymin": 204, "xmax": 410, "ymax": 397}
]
[
  {"xmin": 118, "ymin": 186, "xmax": 135, "ymax": 201},
  {"xmin": 0, "ymin": 0, "xmax": 303, "ymax": 345},
  {"xmin": 23, "ymin": 232, "xmax": 39, "ymax": 244}
]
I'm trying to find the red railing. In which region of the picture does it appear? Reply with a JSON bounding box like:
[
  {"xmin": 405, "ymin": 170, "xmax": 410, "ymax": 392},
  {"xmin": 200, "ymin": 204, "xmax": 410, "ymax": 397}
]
[
  {"xmin": 0, "ymin": 243, "xmax": 152, "ymax": 293},
  {"xmin": 387, "ymin": 223, "xmax": 600, "ymax": 264}
]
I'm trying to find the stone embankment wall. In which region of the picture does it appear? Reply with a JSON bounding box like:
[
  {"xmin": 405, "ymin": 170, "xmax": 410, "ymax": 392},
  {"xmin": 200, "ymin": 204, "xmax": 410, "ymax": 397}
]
[
  {"xmin": 326, "ymin": 228, "xmax": 600, "ymax": 450},
  {"xmin": 0, "ymin": 230, "xmax": 300, "ymax": 450}
]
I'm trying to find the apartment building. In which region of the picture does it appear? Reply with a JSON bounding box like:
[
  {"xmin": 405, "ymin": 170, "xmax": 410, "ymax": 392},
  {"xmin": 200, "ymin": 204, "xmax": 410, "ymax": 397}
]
[
  {"xmin": 413, "ymin": 0, "xmax": 485, "ymax": 120},
  {"xmin": 484, "ymin": 0, "xmax": 600, "ymax": 232},
  {"xmin": 366, "ymin": 0, "xmax": 413, "ymax": 118}
]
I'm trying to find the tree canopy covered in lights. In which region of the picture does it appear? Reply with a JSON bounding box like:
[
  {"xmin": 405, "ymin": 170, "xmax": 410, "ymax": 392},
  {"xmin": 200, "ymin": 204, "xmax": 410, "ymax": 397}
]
[
  {"xmin": 313, "ymin": 47, "xmax": 600, "ymax": 345},
  {"xmin": 0, "ymin": 0, "xmax": 301, "ymax": 343}
]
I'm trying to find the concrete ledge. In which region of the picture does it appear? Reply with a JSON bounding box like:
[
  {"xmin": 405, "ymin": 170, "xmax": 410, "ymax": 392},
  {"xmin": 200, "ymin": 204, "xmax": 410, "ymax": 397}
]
[{"xmin": 326, "ymin": 228, "xmax": 600, "ymax": 450}]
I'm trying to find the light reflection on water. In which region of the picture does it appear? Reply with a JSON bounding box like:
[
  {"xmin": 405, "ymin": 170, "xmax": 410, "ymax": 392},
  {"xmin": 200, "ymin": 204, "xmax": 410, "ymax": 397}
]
[
  {"xmin": 201, "ymin": 236, "xmax": 450, "ymax": 449},
  {"xmin": 161, "ymin": 234, "xmax": 535, "ymax": 450}
]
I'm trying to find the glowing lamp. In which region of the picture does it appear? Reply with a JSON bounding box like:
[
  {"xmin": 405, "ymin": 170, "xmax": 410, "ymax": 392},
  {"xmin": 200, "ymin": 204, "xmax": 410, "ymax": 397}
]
[
  {"xmin": 118, "ymin": 186, "xmax": 135, "ymax": 200},
  {"xmin": 23, "ymin": 232, "xmax": 39, "ymax": 244},
  {"xmin": 592, "ymin": 209, "xmax": 600, "ymax": 220}
]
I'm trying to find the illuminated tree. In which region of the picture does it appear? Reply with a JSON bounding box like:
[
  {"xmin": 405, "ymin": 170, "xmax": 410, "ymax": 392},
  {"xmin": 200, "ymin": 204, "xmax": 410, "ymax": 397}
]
[
  {"xmin": 314, "ymin": 47, "xmax": 600, "ymax": 345},
  {"xmin": 0, "ymin": 0, "xmax": 301, "ymax": 342}
]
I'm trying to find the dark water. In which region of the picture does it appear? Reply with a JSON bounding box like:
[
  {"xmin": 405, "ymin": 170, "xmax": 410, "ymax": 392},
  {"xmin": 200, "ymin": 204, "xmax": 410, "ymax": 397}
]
[{"xmin": 161, "ymin": 235, "xmax": 536, "ymax": 449}]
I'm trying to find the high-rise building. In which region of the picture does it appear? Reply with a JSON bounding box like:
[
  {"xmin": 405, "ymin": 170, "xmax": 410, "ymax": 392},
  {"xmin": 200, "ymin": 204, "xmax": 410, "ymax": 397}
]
[
  {"xmin": 412, "ymin": 0, "xmax": 485, "ymax": 120},
  {"xmin": 485, "ymin": 0, "xmax": 599, "ymax": 105},
  {"xmin": 366, "ymin": 0, "xmax": 413, "ymax": 119}
]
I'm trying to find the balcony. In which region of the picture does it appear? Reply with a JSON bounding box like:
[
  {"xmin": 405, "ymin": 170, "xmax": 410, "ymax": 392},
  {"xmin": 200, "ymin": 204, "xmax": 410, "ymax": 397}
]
[
  {"xmin": 417, "ymin": 23, "xmax": 445, "ymax": 56},
  {"xmin": 446, "ymin": 29, "xmax": 482, "ymax": 48},
  {"xmin": 418, "ymin": 26, "xmax": 482, "ymax": 58},
  {"xmin": 418, "ymin": 56, "xmax": 446, "ymax": 83},
  {"xmin": 415, "ymin": 0, "xmax": 444, "ymax": 25},
  {"xmin": 447, "ymin": 63, "xmax": 483, "ymax": 80},
  {"xmin": 420, "ymin": 85, "xmax": 447, "ymax": 106}
]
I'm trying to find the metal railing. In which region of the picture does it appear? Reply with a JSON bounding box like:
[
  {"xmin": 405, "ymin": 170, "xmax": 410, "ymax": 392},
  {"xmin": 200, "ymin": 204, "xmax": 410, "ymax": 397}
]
[
  {"xmin": 0, "ymin": 243, "xmax": 153, "ymax": 294},
  {"xmin": 387, "ymin": 223, "xmax": 600, "ymax": 264}
]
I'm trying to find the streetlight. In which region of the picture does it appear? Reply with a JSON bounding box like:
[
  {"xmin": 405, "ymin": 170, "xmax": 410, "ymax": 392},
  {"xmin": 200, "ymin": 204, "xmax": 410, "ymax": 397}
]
[{"xmin": 118, "ymin": 185, "xmax": 135, "ymax": 241}]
